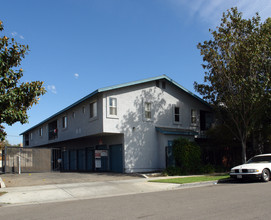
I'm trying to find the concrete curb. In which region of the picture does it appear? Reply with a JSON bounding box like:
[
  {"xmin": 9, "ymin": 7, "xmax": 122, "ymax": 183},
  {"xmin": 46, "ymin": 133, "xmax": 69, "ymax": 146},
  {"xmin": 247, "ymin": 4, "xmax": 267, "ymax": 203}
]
[{"xmin": 0, "ymin": 177, "xmax": 6, "ymax": 188}]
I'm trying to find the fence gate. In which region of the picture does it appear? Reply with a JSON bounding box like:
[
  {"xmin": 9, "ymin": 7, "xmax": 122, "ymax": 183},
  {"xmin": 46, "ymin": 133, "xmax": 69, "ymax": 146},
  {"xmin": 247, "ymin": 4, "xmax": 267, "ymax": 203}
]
[{"xmin": 3, "ymin": 147, "xmax": 61, "ymax": 173}]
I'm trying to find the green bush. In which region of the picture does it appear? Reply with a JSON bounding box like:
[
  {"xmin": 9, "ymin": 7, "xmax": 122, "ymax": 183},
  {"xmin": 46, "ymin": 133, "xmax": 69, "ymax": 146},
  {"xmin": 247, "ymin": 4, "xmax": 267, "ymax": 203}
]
[
  {"xmin": 173, "ymin": 137, "xmax": 202, "ymax": 174},
  {"xmin": 200, "ymin": 164, "xmax": 215, "ymax": 174},
  {"xmin": 163, "ymin": 166, "xmax": 181, "ymax": 176}
]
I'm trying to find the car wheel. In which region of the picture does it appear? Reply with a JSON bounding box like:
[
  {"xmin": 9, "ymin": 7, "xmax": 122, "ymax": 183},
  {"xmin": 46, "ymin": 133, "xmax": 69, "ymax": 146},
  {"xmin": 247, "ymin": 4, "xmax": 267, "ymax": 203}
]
[{"xmin": 261, "ymin": 169, "xmax": 270, "ymax": 182}]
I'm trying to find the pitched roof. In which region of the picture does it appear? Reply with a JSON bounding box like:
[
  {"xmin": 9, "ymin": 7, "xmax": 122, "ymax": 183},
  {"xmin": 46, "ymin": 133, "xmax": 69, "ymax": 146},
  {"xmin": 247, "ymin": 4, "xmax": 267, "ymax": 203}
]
[{"xmin": 20, "ymin": 74, "xmax": 208, "ymax": 135}]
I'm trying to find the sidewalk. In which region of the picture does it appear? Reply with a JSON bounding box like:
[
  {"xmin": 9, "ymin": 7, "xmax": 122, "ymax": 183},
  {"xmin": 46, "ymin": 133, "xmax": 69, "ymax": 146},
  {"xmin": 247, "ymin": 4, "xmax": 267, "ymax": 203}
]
[{"xmin": 0, "ymin": 176, "xmax": 219, "ymax": 207}]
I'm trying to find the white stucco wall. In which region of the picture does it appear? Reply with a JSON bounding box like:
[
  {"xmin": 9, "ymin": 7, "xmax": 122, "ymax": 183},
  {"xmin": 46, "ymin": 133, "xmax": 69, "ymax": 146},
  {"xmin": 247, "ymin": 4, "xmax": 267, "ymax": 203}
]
[
  {"xmin": 24, "ymin": 94, "xmax": 104, "ymax": 147},
  {"xmin": 23, "ymin": 77, "xmax": 212, "ymax": 173},
  {"xmin": 102, "ymin": 80, "xmax": 211, "ymax": 173}
]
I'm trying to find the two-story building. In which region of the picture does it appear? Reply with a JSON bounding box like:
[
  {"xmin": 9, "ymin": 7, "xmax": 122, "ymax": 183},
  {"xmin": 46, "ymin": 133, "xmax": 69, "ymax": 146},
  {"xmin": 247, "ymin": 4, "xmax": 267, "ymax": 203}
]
[{"xmin": 21, "ymin": 75, "xmax": 213, "ymax": 173}]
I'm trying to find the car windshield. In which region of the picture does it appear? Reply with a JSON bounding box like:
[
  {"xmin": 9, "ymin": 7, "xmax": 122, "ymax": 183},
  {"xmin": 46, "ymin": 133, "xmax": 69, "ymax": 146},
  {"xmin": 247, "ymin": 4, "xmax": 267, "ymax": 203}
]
[{"xmin": 246, "ymin": 156, "xmax": 271, "ymax": 163}]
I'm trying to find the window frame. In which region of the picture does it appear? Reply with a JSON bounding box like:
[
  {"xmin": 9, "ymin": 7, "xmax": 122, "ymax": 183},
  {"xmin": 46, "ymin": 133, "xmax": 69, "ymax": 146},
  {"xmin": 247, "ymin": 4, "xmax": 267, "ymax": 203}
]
[
  {"xmin": 25, "ymin": 133, "xmax": 29, "ymax": 146},
  {"xmin": 90, "ymin": 101, "xmax": 98, "ymax": 119},
  {"xmin": 191, "ymin": 109, "xmax": 197, "ymax": 125},
  {"xmin": 48, "ymin": 120, "xmax": 58, "ymax": 140},
  {"xmin": 39, "ymin": 127, "xmax": 43, "ymax": 137},
  {"xmin": 62, "ymin": 116, "xmax": 68, "ymax": 129},
  {"xmin": 107, "ymin": 97, "xmax": 118, "ymax": 118},
  {"xmin": 144, "ymin": 102, "xmax": 152, "ymax": 120},
  {"xmin": 173, "ymin": 105, "xmax": 181, "ymax": 124}
]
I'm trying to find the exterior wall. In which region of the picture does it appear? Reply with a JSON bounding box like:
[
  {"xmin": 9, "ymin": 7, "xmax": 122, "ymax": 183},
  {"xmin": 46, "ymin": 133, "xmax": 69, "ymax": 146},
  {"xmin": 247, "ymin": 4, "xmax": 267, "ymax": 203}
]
[
  {"xmin": 24, "ymin": 94, "xmax": 104, "ymax": 147},
  {"xmin": 22, "ymin": 77, "xmax": 212, "ymax": 173},
  {"xmin": 102, "ymin": 80, "xmax": 212, "ymax": 173}
]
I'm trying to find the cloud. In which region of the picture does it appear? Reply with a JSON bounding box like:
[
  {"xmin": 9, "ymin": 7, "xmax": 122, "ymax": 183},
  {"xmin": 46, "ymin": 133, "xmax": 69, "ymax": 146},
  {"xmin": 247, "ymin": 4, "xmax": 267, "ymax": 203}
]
[
  {"xmin": 11, "ymin": 31, "xmax": 25, "ymax": 40},
  {"xmin": 74, "ymin": 73, "xmax": 79, "ymax": 79},
  {"xmin": 168, "ymin": 0, "xmax": 271, "ymax": 27},
  {"xmin": 47, "ymin": 85, "xmax": 57, "ymax": 94}
]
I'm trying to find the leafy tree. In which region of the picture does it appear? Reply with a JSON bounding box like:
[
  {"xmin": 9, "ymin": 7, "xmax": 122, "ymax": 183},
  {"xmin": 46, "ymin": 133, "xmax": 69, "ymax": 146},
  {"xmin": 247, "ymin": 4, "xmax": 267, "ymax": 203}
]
[
  {"xmin": 194, "ymin": 8, "xmax": 271, "ymax": 163},
  {"xmin": 0, "ymin": 20, "xmax": 46, "ymax": 141},
  {"xmin": 0, "ymin": 139, "xmax": 20, "ymax": 150}
]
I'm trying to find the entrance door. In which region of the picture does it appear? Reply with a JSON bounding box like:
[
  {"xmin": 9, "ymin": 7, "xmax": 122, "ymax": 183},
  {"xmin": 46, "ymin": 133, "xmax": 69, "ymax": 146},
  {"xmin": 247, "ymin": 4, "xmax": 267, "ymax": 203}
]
[
  {"xmin": 110, "ymin": 144, "xmax": 123, "ymax": 173},
  {"xmin": 166, "ymin": 141, "xmax": 175, "ymax": 168}
]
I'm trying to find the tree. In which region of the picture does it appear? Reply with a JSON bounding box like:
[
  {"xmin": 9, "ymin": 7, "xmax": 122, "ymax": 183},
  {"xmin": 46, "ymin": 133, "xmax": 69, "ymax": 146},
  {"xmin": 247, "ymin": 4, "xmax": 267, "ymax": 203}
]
[
  {"xmin": 194, "ymin": 8, "xmax": 271, "ymax": 163},
  {"xmin": 0, "ymin": 20, "xmax": 46, "ymax": 141},
  {"xmin": 0, "ymin": 139, "xmax": 20, "ymax": 151}
]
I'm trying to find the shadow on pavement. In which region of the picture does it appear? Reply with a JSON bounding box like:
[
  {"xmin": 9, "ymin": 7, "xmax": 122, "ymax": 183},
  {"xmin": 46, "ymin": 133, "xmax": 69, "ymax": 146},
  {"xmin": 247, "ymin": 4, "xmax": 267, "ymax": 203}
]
[{"xmin": 217, "ymin": 178, "xmax": 268, "ymax": 184}]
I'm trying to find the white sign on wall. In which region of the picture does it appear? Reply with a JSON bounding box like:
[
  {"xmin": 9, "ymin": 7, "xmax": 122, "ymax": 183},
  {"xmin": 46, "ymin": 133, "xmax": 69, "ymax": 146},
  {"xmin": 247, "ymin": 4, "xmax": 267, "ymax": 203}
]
[{"xmin": 95, "ymin": 159, "xmax": 101, "ymax": 168}]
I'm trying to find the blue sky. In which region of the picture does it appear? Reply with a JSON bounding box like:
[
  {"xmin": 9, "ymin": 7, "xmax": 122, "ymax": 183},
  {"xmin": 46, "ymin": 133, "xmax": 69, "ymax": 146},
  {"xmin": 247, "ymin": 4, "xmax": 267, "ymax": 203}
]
[{"xmin": 1, "ymin": 0, "xmax": 271, "ymax": 145}]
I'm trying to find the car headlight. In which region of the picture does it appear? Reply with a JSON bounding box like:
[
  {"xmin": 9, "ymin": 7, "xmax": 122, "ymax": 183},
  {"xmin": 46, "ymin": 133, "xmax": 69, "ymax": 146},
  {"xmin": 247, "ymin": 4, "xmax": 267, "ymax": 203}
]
[
  {"xmin": 230, "ymin": 169, "xmax": 235, "ymax": 173},
  {"xmin": 247, "ymin": 169, "xmax": 259, "ymax": 173}
]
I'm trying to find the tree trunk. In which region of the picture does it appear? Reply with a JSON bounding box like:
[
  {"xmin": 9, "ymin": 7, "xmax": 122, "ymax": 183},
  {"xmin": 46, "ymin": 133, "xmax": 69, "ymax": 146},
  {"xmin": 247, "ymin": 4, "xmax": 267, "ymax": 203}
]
[{"xmin": 241, "ymin": 140, "xmax": 247, "ymax": 164}]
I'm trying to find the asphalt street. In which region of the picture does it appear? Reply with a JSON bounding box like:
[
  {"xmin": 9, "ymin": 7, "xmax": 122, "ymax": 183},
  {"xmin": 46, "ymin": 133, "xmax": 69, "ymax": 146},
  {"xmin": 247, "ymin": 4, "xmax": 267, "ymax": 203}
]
[{"xmin": 1, "ymin": 181, "xmax": 270, "ymax": 219}]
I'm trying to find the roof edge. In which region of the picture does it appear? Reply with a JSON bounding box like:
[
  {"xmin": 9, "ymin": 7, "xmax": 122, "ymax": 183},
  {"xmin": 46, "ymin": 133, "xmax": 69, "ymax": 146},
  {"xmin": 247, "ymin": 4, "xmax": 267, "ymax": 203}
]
[{"xmin": 20, "ymin": 89, "xmax": 99, "ymax": 135}]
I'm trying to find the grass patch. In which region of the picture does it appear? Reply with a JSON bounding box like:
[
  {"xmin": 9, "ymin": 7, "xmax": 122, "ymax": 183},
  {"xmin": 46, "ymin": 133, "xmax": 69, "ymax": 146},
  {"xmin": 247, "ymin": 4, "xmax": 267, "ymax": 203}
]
[{"xmin": 149, "ymin": 175, "xmax": 230, "ymax": 184}]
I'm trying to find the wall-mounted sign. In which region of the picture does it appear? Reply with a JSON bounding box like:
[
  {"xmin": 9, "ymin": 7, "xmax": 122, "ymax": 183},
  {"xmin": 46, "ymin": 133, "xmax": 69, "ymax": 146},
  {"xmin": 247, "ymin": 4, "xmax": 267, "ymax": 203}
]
[
  {"xmin": 95, "ymin": 159, "xmax": 101, "ymax": 168},
  {"xmin": 95, "ymin": 150, "xmax": 102, "ymax": 159},
  {"xmin": 101, "ymin": 150, "xmax": 108, "ymax": 157}
]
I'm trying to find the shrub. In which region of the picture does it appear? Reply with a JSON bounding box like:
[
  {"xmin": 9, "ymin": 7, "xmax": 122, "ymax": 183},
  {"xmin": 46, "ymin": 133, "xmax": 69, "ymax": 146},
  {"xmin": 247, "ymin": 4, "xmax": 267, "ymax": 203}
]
[
  {"xmin": 200, "ymin": 164, "xmax": 215, "ymax": 174},
  {"xmin": 173, "ymin": 137, "xmax": 202, "ymax": 174},
  {"xmin": 163, "ymin": 166, "xmax": 181, "ymax": 176}
]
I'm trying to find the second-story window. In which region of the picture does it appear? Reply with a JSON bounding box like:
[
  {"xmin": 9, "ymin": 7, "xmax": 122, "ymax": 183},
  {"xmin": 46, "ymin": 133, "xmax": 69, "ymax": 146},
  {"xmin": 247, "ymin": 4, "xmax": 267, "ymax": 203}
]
[
  {"xmin": 191, "ymin": 109, "xmax": 197, "ymax": 124},
  {"xmin": 144, "ymin": 102, "xmax": 152, "ymax": 119},
  {"xmin": 174, "ymin": 107, "xmax": 180, "ymax": 123},
  {"xmin": 62, "ymin": 116, "xmax": 68, "ymax": 129},
  {"xmin": 39, "ymin": 127, "xmax": 43, "ymax": 136},
  {"xmin": 109, "ymin": 98, "xmax": 117, "ymax": 116},
  {"xmin": 48, "ymin": 120, "xmax": 58, "ymax": 140},
  {"xmin": 90, "ymin": 101, "xmax": 97, "ymax": 118},
  {"xmin": 25, "ymin": 134, "xmax": 29, "ymax": 146}
]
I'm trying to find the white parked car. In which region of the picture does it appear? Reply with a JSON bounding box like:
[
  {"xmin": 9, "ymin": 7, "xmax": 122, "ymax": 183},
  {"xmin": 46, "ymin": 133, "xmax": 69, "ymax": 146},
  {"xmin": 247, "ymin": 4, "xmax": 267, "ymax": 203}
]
[{"xmin": 230, "ymin": 154, "xmax": 271, "ymax": 182}]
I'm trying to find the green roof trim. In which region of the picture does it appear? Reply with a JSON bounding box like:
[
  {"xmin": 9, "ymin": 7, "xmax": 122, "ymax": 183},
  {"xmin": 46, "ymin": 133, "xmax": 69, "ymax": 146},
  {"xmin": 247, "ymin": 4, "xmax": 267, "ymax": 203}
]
[{"xmin": 21, "ymin": 74, "xmax": 208, "ymax": 135}]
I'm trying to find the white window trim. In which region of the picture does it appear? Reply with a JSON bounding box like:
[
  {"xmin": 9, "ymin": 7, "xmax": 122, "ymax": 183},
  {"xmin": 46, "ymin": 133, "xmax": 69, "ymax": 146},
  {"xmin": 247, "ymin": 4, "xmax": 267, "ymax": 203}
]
[
  {"xmin": 143, "ymin": 100, "xmax": 153, "ymax": 122},
  {"xmin": 107, "ymin": 97, "xmax": 118, "ymax": 119},
  {"xmin": 191, "ymin": 109, "xmax": 197, "ymax": 126},
  {"xmin": 89, "ymin": 101, "xmax": 98, "ymax": 121},
  {"xmin": 39, "ymin": 127, "xmax": 43, "ymax": 137},
  {"xmin": 173, "ymin": 105, "xmax": 181, "ymax": 125},
  {"xmin": 62, "ymin": 115, "xmax": 68, "ymax": 129}
]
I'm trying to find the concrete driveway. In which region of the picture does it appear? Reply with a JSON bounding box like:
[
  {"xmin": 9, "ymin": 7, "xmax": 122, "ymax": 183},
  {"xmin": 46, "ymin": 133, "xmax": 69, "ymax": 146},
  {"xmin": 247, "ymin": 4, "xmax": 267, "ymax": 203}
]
[{"xmin": 0, "ymin": 172, "xmax": 142, "ymax": 187}]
